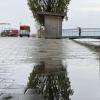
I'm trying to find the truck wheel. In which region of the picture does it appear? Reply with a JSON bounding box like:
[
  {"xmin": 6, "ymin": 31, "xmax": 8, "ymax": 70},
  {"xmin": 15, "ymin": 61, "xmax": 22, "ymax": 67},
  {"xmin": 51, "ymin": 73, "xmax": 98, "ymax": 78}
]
[{"xmin": 20, "ymin": 35, "xmax": 22, "ymax": 37}]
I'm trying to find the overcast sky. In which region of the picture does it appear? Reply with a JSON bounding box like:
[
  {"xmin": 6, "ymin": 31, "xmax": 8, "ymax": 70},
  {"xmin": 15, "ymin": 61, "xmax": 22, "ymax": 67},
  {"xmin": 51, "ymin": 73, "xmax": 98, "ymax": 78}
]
[
  {"xmin": 0, "ymin": 0, "xmax": 36, "ymax": 33},
  {"xmin": 0, "ymin": 0, "xmax": 100, "ymax": 33},
  {"xmin": 63, "ymin": 0, "xmax": 100, "ymax": 28}
]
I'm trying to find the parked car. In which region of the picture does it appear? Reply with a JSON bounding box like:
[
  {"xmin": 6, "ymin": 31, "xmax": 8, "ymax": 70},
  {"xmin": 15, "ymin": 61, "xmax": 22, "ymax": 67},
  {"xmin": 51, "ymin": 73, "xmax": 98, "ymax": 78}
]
[{"xmin": 1, "ymin": 29, "xmax": 19, "ymax": 37}]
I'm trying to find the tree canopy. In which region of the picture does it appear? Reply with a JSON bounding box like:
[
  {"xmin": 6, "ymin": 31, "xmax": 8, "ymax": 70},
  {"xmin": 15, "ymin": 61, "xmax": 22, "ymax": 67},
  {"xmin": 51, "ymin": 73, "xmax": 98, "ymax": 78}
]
[{"xmin": 27, "ymin": 0, "xmax": 70, "ymax": 25}]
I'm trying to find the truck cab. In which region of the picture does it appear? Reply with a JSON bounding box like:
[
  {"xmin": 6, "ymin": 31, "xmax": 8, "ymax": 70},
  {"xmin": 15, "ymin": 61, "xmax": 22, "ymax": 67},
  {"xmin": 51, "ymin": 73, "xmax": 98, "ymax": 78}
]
[{"xmin": 20, "ymin": 25, "xmax": 30, "ymax": 37}]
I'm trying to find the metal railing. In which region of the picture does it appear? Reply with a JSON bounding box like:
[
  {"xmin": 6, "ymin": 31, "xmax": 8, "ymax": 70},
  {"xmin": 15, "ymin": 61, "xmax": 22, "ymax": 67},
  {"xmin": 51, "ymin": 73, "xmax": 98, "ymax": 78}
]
[{"xmin": 62, "ymin": 28, "xmax": 100, "ymax": 38}]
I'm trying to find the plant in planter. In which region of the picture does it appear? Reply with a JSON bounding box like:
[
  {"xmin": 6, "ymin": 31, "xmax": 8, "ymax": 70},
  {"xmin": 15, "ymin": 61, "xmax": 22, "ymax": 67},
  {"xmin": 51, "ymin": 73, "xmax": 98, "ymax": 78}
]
[{"xmin": 27, "ymin": 0, "xmax": 70, "ymax": 38}]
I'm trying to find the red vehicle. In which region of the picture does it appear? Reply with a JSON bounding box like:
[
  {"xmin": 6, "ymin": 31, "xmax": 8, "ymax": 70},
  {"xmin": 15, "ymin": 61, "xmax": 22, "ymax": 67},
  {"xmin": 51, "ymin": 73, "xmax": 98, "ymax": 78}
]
[
  {"xmin": 1, "ymin": 29, "xmax": 19, "ymax": 37},
  {"xmin": 20, "ymin": 25, "xmax": 30, "ymax": 37}
]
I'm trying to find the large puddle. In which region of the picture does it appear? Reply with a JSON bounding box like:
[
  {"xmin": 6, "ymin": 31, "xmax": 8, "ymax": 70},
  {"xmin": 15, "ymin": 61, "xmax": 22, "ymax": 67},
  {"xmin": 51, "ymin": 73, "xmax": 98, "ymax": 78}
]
[{"xmin": 0, "ymin": 38, "xmax": 100, "ymax": 100}]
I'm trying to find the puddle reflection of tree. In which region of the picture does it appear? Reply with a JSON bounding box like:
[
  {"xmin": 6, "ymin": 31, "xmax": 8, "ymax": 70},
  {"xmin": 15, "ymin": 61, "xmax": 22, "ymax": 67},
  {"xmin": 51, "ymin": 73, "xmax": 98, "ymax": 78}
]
[{"xmin": 25, "ymin": 61, "xmax": 73, "ymax": 100}]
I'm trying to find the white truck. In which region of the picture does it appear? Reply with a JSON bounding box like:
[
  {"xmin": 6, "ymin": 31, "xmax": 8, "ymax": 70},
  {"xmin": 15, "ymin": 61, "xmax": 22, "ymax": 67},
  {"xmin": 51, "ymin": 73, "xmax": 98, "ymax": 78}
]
[{"xmin": 20, "ymin": 25, "xmax": 30, "ymax": 37}]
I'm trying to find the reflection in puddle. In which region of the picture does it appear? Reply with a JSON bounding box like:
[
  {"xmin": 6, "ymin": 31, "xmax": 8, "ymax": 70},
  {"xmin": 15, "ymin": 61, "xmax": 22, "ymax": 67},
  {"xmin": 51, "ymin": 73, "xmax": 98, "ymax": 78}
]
[{"xmin": 25, "ymin": 60, "xmax": 73, "ymax": 100}]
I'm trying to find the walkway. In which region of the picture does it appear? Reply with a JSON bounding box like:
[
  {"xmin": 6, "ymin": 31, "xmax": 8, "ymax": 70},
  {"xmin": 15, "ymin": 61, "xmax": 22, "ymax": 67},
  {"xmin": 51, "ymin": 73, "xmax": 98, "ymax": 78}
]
[{"xmin": 0, "ymin": 37, "xmax": 99, "ymax": 100}]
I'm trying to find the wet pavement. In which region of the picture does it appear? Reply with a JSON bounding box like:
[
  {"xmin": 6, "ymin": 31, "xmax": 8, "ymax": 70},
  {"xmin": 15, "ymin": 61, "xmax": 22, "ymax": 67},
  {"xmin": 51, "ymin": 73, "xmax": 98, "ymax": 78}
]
[{"xmin": 0, "ymin": 37, "xmax": 100, "ymax": 100}]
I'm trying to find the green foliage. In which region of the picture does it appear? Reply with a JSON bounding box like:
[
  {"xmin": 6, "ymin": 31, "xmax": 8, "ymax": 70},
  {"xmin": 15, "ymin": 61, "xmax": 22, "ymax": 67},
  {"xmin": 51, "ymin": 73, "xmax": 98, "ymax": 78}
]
[{"xmin": 27, "ymin": 0, "xmax": 70, "ymax": 25}]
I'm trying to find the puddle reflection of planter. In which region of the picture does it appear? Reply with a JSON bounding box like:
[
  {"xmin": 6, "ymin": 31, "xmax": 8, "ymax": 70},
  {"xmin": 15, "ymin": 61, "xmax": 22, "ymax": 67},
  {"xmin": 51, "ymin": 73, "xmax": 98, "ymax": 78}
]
[{"xmin": 25, "ymin": 60, "xmax": 73, "ymax": 100}]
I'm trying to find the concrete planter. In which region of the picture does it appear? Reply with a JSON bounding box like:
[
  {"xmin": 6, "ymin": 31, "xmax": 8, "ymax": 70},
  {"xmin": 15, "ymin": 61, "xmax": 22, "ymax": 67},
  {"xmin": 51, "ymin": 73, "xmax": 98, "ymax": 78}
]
[{"xmin": 37, "ymin": 12, "xmax": 65, "ymax": 39}]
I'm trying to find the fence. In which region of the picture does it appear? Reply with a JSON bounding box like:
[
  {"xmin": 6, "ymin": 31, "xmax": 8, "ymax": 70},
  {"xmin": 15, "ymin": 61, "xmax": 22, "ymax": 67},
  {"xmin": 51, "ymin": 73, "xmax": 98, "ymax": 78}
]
[{"xmin": 62, "ymin": 28, "xmax": 100, "ymax": 38}]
